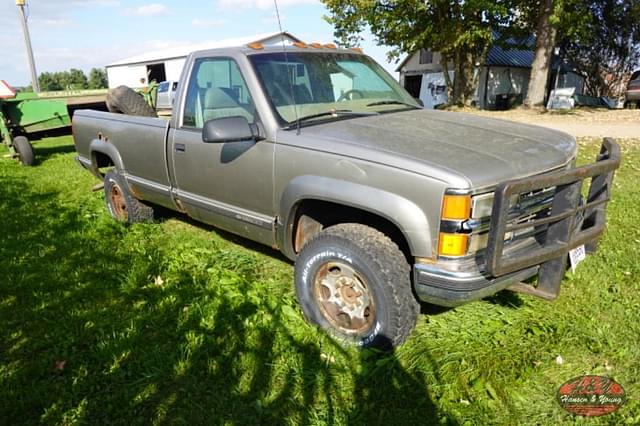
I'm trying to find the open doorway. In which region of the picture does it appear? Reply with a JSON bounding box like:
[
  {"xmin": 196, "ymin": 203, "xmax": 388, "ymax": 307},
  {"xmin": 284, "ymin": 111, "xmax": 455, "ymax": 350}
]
[
  {"xmin": 403, "ymin": 75, "xmax": 422, "ymax": 98},
  {"xmin": 146, "ymin": 63, "xmax": 166, "ymax": 84}
]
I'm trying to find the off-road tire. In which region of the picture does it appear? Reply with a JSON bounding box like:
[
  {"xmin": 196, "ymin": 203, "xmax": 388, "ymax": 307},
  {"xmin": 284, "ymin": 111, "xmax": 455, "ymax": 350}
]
[
  {"xmin": 104, "ymin": 170, "xmax": 154, "ymax": 223},
  {"xmin": 106, "ymin": 86, "xmax": 157, "ymax": 117},
  {"xmin": 13, "ymin": 136, "xmax": 35, "ymax": 166},
  {"xmin": 294, "ymin": 223, "xmax": 419, "ymax": 351}
]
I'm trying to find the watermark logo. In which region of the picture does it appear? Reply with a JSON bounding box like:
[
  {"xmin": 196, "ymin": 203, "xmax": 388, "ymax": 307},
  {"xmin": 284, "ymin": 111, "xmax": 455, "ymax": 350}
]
[{"xmin": 557, "ymin": 375, "xmax": 626, "ymax": 417}]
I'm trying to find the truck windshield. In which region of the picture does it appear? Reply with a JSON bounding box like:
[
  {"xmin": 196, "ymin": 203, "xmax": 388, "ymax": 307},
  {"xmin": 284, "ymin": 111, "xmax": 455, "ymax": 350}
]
[{"xmin": 249, "ymin": 52, "xmax": 420, "ymax": 127}]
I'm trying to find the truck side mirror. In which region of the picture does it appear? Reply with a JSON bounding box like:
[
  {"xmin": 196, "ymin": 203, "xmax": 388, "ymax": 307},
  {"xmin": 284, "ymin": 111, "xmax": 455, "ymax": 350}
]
[{"xmin": 202, "ymin": 116, "xmax": 261, "ymax": 143}]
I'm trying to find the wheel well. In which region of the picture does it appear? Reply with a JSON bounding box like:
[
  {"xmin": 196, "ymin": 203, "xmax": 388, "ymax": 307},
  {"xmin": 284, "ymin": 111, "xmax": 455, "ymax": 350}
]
[
  {"xmin": 92, "ymin": 151, "xmax": 115, "ymax": 177},
  {"xmin": 291, "ymin": 199, "xmax": 413, "ymax": 262}
]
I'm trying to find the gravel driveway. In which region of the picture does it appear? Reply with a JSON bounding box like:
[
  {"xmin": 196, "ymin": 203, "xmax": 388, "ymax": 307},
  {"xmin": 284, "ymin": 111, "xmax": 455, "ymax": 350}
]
[{"xmin": 463, "ymin": 108, "xmax": 640, "ymax": 138}]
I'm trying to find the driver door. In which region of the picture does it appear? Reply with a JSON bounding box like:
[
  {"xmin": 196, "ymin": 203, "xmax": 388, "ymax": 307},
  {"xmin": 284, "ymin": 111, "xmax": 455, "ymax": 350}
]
[{"xmin": 169, "ymin": 56, "xmax": 276, "ymax": 246}]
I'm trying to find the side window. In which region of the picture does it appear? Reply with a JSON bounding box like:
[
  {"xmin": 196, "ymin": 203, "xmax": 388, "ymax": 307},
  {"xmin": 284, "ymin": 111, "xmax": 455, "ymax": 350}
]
[{"xmin": 182, "ymin": 58, "xmax": 256, "ymax": 128}]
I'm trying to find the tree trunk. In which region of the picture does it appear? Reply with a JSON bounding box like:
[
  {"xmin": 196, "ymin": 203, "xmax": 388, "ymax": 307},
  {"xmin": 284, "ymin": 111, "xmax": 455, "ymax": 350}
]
[
  {"xmin": 524, "ymin": 0, "xmax": 557, "ymax": 108},
  {"xmin": 441, "ymin": 54, "xmax": 454, "ymax": 101},
  {"xmin": 459, "ymin": 52, "xmax": 476, "ymax": 106},
  {"xmin": 450, "ymin": 50, "xmax": 476, "ymax": 106},
  {"xmin": 452, "ymin": 51, "xmax": 465, "ymax": 105}
]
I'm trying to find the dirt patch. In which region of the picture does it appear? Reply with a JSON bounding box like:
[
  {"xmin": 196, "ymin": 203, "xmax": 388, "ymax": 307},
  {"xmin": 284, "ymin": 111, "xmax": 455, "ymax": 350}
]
[{"xmin": 453, "ymin": 107, "xmax": 640, "ymax": 138}]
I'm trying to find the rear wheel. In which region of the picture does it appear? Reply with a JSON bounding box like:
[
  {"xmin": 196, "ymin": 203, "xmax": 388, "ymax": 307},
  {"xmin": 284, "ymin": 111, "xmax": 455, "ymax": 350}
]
[
  {"xmin": 106, "ymin": 86, "xmax": 157, "ymax": 117},
  {"xmin": 104, "ymin": 171, "xmax": 154, "ymax": 223},
  {"xmin": 294, "ymin": 223, "xmax": 419, "ymax": 351},
  {"xmin": 13, "ymin": 136, "xmax": 35, "ymax": 166}
]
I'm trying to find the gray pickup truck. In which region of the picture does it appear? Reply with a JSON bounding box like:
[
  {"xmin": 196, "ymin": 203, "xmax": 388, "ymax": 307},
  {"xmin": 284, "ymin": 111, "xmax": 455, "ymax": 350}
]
[{"xmin": 73, "ymin": 43, "xmax": 620, "ymax": 350}]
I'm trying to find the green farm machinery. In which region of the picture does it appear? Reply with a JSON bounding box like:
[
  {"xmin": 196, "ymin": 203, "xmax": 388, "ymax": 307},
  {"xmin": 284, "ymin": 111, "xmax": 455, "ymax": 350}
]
[{"xmin": 0, "ymin": 82, "xmax": 106, "ymax": 165}]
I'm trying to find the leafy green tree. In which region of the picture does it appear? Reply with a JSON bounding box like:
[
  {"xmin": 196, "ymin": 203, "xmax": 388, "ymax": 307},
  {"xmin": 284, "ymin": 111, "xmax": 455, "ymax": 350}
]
[
  {"xmin": 559, "ymin": 0, "xmax": 640, "ymax": 97},
  {"xmin": 322, "ymin": 0, "xmax": 521, "ymax": 106},
  {"xmin": 37, "ymin": 69, "xmax": 94, "ymax": 91},
  {"xmin": 88, "ymin": 68, "xmax": 108, "ymax": 89},
  {"xmin": 64, "ymin": 69, "xmax": 89, "ymax": 90},
  {"xmin": 519, "ymin": 0, "xmax": 639, "ymax": 105},
  {"xmin": 38, "ymin": 72, "xmax": 63, "ymax": 91}
]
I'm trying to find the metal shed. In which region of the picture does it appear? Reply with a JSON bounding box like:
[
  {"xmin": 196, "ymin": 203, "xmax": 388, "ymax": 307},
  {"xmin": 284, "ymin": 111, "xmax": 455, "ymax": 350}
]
[
  {"xmin": 105, "ymin": 32, "xmax": 302, "ymax": 89},
  {"xmin": 397, "ymin": 36, "xmax": 585, "ymax": 110}
]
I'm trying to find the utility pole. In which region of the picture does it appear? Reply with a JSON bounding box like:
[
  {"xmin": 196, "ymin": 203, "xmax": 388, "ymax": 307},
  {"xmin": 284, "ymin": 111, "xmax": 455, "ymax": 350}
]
[{"xmin": 16, "ymin": 0, "xmax": 40, "ymax": 93}]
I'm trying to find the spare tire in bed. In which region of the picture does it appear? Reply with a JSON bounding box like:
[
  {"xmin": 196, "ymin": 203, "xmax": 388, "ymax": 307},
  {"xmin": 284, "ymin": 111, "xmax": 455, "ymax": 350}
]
[{"xmin": 106, "ymin": 85, "xmax": 157, "ymax": 117}]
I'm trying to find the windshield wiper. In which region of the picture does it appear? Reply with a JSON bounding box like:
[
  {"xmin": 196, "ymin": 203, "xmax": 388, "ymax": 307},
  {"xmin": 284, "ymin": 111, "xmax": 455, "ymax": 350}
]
[
  {"xmin": 365, "ymin": 100, "xmax": 420, "ymax": 108},
  {"xmin": 284, "ymin": 109, "xmax": 378, "ymax": 130}
]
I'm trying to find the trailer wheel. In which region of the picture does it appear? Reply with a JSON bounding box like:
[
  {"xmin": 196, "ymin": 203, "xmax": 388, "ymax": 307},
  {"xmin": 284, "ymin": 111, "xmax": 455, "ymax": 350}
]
[
  {"xmin": 104, "ymin": 170, "xmax": 154, "ymax": 223},
  {"xmin": 106, "ymin": 86, "xmax": 157, "ymax": 117},
  {"xmin": 13, "ymin": 136, "xmax": 35, "ymax": 166}
]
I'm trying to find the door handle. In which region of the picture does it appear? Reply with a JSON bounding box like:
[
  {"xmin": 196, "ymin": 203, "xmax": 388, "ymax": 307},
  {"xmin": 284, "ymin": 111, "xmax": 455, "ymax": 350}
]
[{"xmin": 175, "ymin": 143, "xmax": 186, "ymax": 152}]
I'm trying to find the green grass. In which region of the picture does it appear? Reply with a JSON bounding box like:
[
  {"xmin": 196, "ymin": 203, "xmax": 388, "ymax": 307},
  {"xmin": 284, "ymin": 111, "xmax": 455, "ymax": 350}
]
[{"xmin": 1, "ymin": 135, "xmax": 639, "ymax": 425}]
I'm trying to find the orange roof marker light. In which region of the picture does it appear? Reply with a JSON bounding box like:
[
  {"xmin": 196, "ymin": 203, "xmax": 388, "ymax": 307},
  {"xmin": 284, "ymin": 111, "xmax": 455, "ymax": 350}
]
[
  {"xmin": 293, "ymin": 42, "xmax": 308, "ymax": 48},
  {"xmin": 247, "ymin": 42, "xmax": 264, "ymax": 50},
  {"xmin": 310, "ymin": 42, "xmax": 323, "ymax": 48},
  {"xmin": 350, "ymin": 47, "xmax": 364, "ymax": 53},
  {"xmin": 324, "ymin": 43, "xmax": 337, "ymax": 49}
]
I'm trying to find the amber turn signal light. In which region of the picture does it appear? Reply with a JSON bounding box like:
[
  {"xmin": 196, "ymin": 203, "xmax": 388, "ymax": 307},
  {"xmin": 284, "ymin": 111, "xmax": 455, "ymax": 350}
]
[
  {"xmin": 438, "ymin": 233, "xmax": 469, "ymax": 257},
  {"xmin": 442, "ymin": 194, "xmax": 471, "ymax": 220}
]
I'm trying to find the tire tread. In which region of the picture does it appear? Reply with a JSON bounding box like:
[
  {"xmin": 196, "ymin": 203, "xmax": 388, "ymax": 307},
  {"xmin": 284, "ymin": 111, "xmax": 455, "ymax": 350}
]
[
  {"xmin": 299, "ymin": 223, "xmax": 419, "ymax": 349},
  {"xmin": 104, "ymin": 170, "xmax": 154, "ymax": 223}
]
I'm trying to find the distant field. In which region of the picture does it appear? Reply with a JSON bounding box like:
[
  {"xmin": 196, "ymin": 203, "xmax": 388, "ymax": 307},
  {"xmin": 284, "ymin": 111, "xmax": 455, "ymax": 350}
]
[{"xmin": 1, "ymin": 135, "xmax": 638, "ymax": 425}]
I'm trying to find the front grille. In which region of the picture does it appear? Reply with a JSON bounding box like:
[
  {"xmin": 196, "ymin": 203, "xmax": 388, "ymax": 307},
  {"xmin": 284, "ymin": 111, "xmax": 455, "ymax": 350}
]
[
  {"xmin": 505, "ymin": 187, "xmax": 555, "ymax": 246},
  {"xmin": 486, "ymin": 138, "xmax": 620, "ymax": 278}
]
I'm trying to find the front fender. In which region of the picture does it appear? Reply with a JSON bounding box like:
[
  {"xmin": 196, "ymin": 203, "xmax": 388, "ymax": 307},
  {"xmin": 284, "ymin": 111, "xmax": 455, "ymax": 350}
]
[{"xmin": 278, "ymin": 175, "xmax": 432, "ymax": 259}]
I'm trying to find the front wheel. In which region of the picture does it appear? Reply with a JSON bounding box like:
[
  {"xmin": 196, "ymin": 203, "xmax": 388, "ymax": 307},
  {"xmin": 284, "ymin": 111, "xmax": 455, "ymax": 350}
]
[
  {"xmin": 294, "ymin": 223, "xmax": 419, "ymax": 351},
  {"xmin": 13, "ymin": 136, "xmax": 35, "ymax": 166}
]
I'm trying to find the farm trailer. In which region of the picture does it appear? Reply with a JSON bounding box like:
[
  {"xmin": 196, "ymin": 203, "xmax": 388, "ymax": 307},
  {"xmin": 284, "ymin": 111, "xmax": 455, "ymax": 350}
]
[{"xmin": 0, "ymin": 83, "xmax": 106, "ymax": 165}]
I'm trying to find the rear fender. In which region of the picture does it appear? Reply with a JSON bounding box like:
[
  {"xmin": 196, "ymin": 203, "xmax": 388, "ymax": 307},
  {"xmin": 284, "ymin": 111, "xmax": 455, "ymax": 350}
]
[{"xmin": 89, "ymin": 138, "xmax": 125, "ymax": 179}]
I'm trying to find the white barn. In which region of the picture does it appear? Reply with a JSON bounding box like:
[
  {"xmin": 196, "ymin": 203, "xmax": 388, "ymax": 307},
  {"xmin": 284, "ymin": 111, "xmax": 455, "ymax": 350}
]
[
  {"xmin": 397, "ymin": 37, "xmax": 585, "ymax": 110},
  {"xmin": 106, "ymin": 32, "xmax": 302, "ymax": 89}
]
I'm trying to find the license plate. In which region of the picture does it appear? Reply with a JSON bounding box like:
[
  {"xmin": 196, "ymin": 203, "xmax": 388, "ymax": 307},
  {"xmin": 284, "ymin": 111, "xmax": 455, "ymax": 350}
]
[{"xmin": 569, "ymin": 245, "xmax": 586, "ymax": 273}]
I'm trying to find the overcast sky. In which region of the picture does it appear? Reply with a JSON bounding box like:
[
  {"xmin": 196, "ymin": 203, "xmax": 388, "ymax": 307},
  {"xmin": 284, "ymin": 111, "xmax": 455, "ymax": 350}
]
[{"xmin": 1, "ymin": 0, "xmax": 402, "ymax": 87}]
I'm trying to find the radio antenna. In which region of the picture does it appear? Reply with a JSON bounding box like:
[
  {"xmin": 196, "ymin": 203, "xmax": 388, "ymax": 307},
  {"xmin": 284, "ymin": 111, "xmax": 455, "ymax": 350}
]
[{"xmin": 273, "ymin": 0, "xmax": 301, "ymax": 134}]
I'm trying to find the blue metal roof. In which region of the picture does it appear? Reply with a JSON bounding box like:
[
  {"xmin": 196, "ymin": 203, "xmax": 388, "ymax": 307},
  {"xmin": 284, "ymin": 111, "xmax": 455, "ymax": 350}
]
[
  {"xmin": 486, "ymin": 35, "xmax": 535, "ymax": 68},
  {"xmin": 486, "ymin": 45, "xmax": 534, "ymax": 67}
]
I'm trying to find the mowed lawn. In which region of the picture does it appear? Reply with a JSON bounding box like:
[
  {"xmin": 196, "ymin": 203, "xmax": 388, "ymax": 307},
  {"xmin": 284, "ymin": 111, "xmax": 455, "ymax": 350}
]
[{"xmin": 1, "ymin": 134, "xmax": 638, "ymax": 425}]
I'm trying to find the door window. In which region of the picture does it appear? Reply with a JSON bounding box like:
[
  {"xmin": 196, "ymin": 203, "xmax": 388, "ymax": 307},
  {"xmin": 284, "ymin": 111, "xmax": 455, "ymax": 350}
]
[{"xmin": 182, "ymin": 58, "xmax": 256, "ymax": 128}]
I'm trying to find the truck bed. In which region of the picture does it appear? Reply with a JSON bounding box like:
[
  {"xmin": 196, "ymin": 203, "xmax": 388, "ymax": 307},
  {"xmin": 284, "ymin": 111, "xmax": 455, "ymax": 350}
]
[{"xmin": 73, "ymin": 109, "xmax": 171, "ymax": 189}]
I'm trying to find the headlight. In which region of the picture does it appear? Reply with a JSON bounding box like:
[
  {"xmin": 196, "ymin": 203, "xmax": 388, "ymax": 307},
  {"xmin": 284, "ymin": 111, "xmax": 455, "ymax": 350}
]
[
  {"xmin": 471, "ymin": 193, "xmax": 519, "ymax": 219},
  {"xmin": 471, "ymin": 193, "xmax": 493, "ymax": 219}
]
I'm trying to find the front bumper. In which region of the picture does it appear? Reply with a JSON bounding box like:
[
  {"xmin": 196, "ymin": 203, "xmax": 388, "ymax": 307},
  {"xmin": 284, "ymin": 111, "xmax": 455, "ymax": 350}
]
[
  {"xmin": 414, "ymin": 262, "xmax": 538, "ymax": 307},
  {"xmin": 414, "ymin": 138, "xmax": 621, "ymax": 307}
]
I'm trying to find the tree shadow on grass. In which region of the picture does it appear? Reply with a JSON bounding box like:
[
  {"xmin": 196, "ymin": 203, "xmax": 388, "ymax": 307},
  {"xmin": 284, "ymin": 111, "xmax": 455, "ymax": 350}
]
[{"xmin": 0, "ymin": 173, "xmax": 456, "ymax": 425}]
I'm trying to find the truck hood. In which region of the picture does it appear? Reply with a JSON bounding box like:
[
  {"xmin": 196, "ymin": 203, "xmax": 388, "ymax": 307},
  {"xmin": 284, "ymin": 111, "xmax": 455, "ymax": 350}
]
[{"xmin": 296, "ymin": 109, "xmax": 577, "ymax": 189}]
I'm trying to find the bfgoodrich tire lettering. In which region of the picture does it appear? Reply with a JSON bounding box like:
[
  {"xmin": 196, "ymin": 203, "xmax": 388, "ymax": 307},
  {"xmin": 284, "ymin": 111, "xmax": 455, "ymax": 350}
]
[
  {"xmin": 294, "ymin": 223, "xmax": 419, "ymax": 351},
  {"xmin": 103, "ymin": 171, "xmax": 154, "ymax": 223}
]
